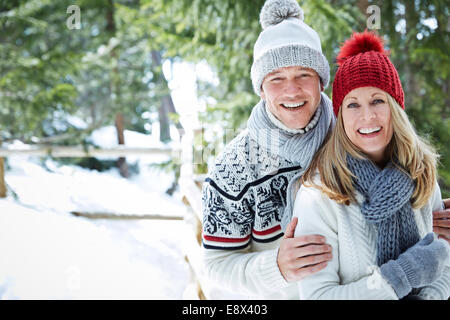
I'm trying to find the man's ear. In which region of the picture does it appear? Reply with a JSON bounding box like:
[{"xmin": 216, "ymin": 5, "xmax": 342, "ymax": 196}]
[
  {"xmin": 320, "ymin": 81, "xmax": 324, "ymax": 92},
  {"xmin": 260, "ymin": 88, "xmax": 266, "ymax": 100}
]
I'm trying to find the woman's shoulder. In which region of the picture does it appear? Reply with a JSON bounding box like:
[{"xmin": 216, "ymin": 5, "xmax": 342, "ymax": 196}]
[
  {"xmin": 430, "ymin": 181, "xmax": 443, "ymax": 212},
  {"xmin": 296, "ymin": 169, "xmax": 363, "ymax": 213},
  {"xmin": 293, "ymin": 171, "xmax": 342, "ymax": 232},
  {"xmin": 296, "ymin": 170, "xmax": 334, "ymax": 205},
  {"xmin": 417, "ymin": 180, "xmax": 443, "ymax": 213},
  {"xmin": 301, "ymin": 169, "xmax": 322, "ymax": 187}
]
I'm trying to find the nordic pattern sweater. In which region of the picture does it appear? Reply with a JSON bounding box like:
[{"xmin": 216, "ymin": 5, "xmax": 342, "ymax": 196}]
[{"xmin": 201, "ymin": 129, "xmax": 301, "ymax": 299}]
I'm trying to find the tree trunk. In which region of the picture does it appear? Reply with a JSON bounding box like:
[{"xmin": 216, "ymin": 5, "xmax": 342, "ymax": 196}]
[
  {"xmin": 115, "ymin": 113, "xmax": 129, "ymax": 178},
  {"xmin": 403, "ymin": 1, "xmax": 420, "ymax": 109},
  {"xmin": 157, "ymin": 96, "xmax": 171, "ymax": 143},
  {"xmin": 107, "ymin": 0, "xmax": 129, "ymax": 178},
  {"xmin": 356, "ymin": 0, "xmax": 370, "ymax": 14},
  {"xmin": 151, "ymin": 51, "xmax": 185, "ymax": 142}
]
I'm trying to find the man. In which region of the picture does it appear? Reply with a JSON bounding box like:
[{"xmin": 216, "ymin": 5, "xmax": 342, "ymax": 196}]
[
  {"xmin": 201, "ymin": 0, "xmax": 333, "ymax": 299},
  {"xmin": 201, "ymin": 0, "xmax": 450, "ymax": 299}
]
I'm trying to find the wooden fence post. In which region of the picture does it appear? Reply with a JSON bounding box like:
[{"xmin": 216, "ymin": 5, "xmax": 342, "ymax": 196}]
[
  {"xmin": 179, "ymin": 124, "xmax": 212, "ymax": 300},
  {"xmin": 0, "ymin": 157, "xmax": 6, "ymax": 198},
  {"xmin": 0, "ymin": 138, "xmax": 6, "ymax": 198}
]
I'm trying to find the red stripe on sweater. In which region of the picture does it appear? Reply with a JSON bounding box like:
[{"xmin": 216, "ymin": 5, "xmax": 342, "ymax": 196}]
[
  {"xmin": 203, "ymin": 234, "xmax": 251, "ymax": 243},
  {"xmin": 252, "ymin": 225, "xmax": 281, "ymax": 236}
]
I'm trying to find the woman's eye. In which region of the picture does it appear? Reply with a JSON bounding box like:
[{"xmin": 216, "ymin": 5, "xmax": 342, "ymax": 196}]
[
  {"xmin": 372, "ymin": 99, "xmax": 385, "ymax": 104},
  {"xmin": 347, "ymin": 103, "xmax": 359, "ymax": 108}
]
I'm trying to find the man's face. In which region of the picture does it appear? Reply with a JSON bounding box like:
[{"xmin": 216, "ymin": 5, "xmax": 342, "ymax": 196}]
[{"xmin": 261, "ymin": 66, "xmax": 322, "ymax": 130}]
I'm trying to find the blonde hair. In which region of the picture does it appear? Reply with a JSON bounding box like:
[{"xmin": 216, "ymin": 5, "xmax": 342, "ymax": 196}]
[{"xmin": 302, "ymin": 94, "xmax": 439, "ymax": 208}]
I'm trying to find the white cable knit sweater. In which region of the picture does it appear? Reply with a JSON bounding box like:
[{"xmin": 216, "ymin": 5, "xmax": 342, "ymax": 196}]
[{"xmin": 293, "ymin": 176, "xmax": 450, "ymax": 300}]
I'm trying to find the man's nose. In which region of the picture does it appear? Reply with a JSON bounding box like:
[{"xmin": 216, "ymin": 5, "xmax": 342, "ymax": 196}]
[{"xmin": 284, "ymin": 79, "xmax": 301, "ymax": 96}]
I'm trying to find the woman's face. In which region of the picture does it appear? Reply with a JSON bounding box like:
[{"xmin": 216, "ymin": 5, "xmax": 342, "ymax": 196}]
[{"xmin": 341, "ymin": 87, "xmax": 393, "ymax": 164}]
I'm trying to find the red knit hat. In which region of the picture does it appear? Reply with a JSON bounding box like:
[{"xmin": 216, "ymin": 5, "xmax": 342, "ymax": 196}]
[{"xmin": 332, "ymin": 31, "xmax": 404, "ymax": 116}]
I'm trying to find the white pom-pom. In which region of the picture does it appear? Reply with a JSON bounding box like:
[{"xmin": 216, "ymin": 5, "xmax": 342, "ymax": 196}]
[{"xmin": 260, "ymin": 0, "xmax": 304, "ymax": 29}]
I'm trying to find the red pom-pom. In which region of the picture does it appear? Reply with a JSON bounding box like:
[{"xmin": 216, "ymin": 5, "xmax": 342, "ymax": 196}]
[{"xmin": 337, "ymin": 31, "xmax": 385, "ymax": 65}]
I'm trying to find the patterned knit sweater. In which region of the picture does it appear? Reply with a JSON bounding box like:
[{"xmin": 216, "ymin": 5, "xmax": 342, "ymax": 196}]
[
  {"xmin": 201, "ymin": 129, "xmax": 301, "ymax": 298},
  {"xmin": 202, "ymin": 129, "xmax": 302, "ymax": 248},
  {"xmin": 294, "ymin": 175, "xmax": 450, "ymax": 300}
]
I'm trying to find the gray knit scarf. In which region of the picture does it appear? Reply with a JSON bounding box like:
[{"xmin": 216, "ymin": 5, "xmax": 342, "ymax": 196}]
[
  {"xmin": 346, "ymin": 155, "xmax": 420, "ymax": 266},
  {"xmin": 247, "ymin": 92, "xmax": 334, "ymax": 231}
]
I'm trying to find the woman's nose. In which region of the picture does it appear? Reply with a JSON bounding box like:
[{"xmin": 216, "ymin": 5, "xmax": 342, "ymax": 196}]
[{"xmin": 361, "ymin": 105, "xmax": 376, "ymax": 120}]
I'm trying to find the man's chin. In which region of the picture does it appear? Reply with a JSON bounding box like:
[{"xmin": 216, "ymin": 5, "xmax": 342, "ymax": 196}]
[
  {"xmin": 278, "ymin": 113, "xmax": 310, "ymax": 130},
  {"xmin": 279, "ymin": 120, "xmax": 307, "ymax": 130}
]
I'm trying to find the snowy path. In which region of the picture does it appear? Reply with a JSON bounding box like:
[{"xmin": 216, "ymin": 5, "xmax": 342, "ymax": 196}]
[
  {"xmin": 0, "ymin": 200, "xmax": 190, "ymax": 299},
  {"xmin": 0, "ymin": 152, "xmax": 192, "ymax": 299}
]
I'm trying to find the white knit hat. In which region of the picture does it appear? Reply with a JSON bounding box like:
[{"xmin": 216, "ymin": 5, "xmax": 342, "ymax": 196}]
[{"xmin": 251, "ymin": 0, "xmax": 330, "ymax": 96}]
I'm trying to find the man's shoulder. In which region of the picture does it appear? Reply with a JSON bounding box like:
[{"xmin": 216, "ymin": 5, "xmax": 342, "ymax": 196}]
[
  {"xmin": 212, "ymin": 128, "xmax": 292, "ymax": 172},
  {"xmin": 205, "ymin": 130, "xmax": 257, "ymax": 196},
  {"xmin": 205, "ymin": 129, "xmax": 300, "ymax": 200},
  {"xmin": 214, "ymin": 129, "xmax": 252, "ymax": 162}
]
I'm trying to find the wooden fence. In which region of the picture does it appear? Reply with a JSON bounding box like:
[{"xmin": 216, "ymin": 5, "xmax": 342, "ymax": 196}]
[
  {"xmin": 179, "ymin": 128, "xmax": 210, "ymax": 300},
  {"xmin": 0, "ymin": 145, "xmax": 179, "ymax": 158}
]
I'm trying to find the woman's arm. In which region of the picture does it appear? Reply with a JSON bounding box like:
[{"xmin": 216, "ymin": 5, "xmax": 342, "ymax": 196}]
[
  {"xmin": 293, "ymin": 186, "xmax": 398, "ymax": 300},
  {"xmin": 418, "ymin": 182, "xmax": 450, "ymax": 300}
]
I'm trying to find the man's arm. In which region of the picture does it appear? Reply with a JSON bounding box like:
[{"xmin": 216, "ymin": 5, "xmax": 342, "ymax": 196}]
[
  {"xmin": 202, "ymin": 219, "xmax": 332, "ymax": 297},
  {"xmin": 433, "ymin": 198, "xmax": 450, "ymax": 245},
  {"xmin": 202, "ymin": 182, "xmax": 332, "ymax": 297}
]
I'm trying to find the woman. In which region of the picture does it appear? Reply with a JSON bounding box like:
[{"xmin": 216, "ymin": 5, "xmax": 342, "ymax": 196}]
[{"xmin": 293, "ymin": 31, "xmax": 450, "ymax": 300}]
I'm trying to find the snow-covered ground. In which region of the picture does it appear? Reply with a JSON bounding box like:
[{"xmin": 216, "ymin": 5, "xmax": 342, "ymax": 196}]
[{"xmin": 0, "ymin": 127, "xmax": 193, "ymax": 299}]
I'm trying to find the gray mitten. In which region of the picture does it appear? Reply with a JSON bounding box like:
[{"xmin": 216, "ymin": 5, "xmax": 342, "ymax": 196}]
[{"xmin": 380, "ymin": 233, "xmax": 449, "ymax": 299}]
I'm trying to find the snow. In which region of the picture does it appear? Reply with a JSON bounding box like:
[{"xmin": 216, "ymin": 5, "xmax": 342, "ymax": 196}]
[
  {"xmin": 0, "ymin": 200, "xmax": 190, "ymax": 299},
  {"xmin": 6, "ymin": 157, "xmax": 184, "ymax": 217},
  {"xmin": 0, "ymin": 128, "xmax": 193, "ymax": 299}
]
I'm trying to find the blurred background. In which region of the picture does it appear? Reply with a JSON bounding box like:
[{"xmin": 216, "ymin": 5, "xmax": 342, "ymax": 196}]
[{"xmin": 0, "ymin": 0, "xmax": 448, "ymax": 299}]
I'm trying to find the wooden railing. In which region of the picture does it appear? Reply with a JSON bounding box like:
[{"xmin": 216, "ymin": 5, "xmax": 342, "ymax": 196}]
[
  {"xmin": 0, "ymin": 145, "xmax": 181, "ymax": 199},
  {"xmin": 0, "ymin": 145, "xmax": 180, "ymax": 158},
  {"xmin": 178, "ymin": 128, "xmax": 210, "ymax": 299}
]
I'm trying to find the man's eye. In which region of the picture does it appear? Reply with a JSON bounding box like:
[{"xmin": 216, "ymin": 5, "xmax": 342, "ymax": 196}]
[{"xmin": 271, "ymin": 77, "xmax": 283, "ymax": 82}]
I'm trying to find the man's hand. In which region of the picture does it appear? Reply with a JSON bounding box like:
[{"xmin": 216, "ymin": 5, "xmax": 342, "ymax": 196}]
[
  {"xmin": 277, "ymin": 217, "xmax": 332, "ymax": 282},
  {"xmin": 433, "ymin": 198, "xmax": 450, "ymax": 245}
]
